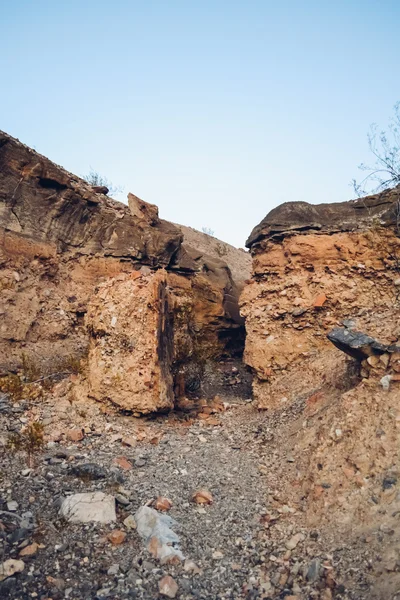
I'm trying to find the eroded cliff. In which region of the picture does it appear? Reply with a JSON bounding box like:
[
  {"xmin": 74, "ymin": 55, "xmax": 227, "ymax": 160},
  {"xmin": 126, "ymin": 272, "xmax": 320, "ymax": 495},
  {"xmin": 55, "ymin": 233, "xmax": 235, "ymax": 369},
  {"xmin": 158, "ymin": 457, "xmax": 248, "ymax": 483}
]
[
  {"xmin": 241, "ymin": 187, "xmax": 400, "ymax": 409},
  {"xmin": 0, "ymin": 131, "xmax": 246, "ymax": 412}
]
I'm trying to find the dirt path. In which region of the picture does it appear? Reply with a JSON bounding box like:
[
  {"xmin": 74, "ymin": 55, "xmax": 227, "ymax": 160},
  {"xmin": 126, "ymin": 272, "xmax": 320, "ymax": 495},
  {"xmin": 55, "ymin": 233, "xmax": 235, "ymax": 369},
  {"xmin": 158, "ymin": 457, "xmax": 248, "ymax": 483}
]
[{"xmin": 0, "ymin": 387, "xmax": 395, "ymax": 599}]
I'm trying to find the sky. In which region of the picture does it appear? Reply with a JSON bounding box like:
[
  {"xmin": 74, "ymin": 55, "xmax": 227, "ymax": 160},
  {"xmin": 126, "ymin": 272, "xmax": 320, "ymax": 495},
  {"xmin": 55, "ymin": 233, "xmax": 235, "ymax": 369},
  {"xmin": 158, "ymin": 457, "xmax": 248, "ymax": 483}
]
[{"xmin": 1, "ymin": 1, "xmax": 400, "ymax": 247}]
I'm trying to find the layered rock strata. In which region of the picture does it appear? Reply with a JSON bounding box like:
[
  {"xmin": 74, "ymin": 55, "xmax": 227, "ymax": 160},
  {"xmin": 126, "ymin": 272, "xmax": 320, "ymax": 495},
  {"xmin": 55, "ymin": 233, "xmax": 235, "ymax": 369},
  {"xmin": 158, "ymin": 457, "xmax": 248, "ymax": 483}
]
[
  {"xmin": 241, "ymin": 187, "xmax": 400, "ymax": 408},
  {"xmin": 0, "ymin": 131, "xmax": 244, "ymax": 411}
]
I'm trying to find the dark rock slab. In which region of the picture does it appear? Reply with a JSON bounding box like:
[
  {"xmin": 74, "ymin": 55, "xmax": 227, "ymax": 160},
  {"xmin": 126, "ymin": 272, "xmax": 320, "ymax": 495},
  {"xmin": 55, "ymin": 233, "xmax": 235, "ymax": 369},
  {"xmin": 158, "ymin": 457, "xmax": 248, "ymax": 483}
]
[
  {"xmin": 246, "ymin": 186, "xmax": 400, "ymax": 248},
  {"xmin": 69, "ymin": 463, "xmax": 107, "ymax": 480},
  {"xmin": 327, "ymin": 328, "xmax": 400, "ymax": 361},
  {"xmin": 0, "ymin": 131, "xmax": 182, "ymax": 267}
]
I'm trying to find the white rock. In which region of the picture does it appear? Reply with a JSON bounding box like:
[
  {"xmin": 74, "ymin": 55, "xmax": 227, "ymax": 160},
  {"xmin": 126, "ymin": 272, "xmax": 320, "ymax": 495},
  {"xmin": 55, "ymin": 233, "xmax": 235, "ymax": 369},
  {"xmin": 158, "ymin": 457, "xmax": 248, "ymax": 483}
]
[
  {"xmin": 380, "ymin": 374, "xmax": 392, "ymax": 391},
  {"xmin": 7, "ymin": 501, "xmax": 18, "ymax": 512},
  {"xmin": 0, "ymin": 559, "xmax": 25, "ymax": 582},
  {"xmin": 59, "ymin": 492, "xmax": 116, "ymax": 524}
]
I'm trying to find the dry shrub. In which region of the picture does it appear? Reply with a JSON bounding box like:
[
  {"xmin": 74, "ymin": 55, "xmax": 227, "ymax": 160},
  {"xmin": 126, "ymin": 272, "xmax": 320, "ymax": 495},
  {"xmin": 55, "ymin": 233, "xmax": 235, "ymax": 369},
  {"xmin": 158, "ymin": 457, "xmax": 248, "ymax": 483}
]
[{"xmin": 7, "ymin": 421, "xmax": 45, "ymax": 466}]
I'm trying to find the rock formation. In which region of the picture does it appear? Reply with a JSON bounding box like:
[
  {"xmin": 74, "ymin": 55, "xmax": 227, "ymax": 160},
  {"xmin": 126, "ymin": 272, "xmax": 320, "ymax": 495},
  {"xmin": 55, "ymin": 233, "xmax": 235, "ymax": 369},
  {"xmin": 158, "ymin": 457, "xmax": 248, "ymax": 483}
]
[
  {"xmin": 241, "ymin": 187, "xmax": 400, "ymax": 408},
  {"xmin": 0, "ymin": 131, "xmax": 245, "ymax": 412}
]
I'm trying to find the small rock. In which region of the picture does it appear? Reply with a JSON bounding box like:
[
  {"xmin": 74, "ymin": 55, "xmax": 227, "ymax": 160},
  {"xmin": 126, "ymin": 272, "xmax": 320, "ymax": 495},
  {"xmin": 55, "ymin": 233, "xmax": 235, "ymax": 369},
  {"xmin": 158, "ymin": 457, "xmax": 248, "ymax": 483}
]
[
  {"xmin": 158, "ymin": 575, "xmax": 178, "ymax": 598},
  {"xmin": 383, "ymin": 475, "xmax": 397, "ymax": 490},
  {"xmin": 69, "ymin": 463, "xmax": 106, "ymax": 480},
  {"xmin": 115, "ymin": 494, "xmax": 130, "ymax": 506},
  {"xmin": 123, "ymin": 515, "xmax": 137, "ymax": 530},
  {"xmin": 306, "ymin": 558, "xmax": 321, "ymax": 582},
  {"xmin": 6, "ymin": 501, "xmax": 18, "ymax": 512},
  {"xmin": 367, "ymin": 355, "xmax": 381, "ymax": 368},
  {"xmin": 381, "ymin": 374, "xmax": 392, "ymax": 391},
  {"xmin": 135, "ymin": 506, "xmax": 184, "ymax": 563},
  {"xmin": 19, "ymin": 543, "xmax": 38, "ymax": 557},
  {"xmin": 184, "ymin": 559, "xmax": 201, "ymax": 574},
  {"xmin": 121, "ymin": 436, "xmax": 136, "ymax": 447},
  {"xmin": 212, "ymin": 550, "xmax": 224, "ymax": 560},
  {"xmin": 108, "ymin": 530, "xmax": 126, "ymax": 545},
  {"xmin": 46, "ymin": 576, "xmax": 66, "ymax": 591},
  {"xmin": 313, "ymin": 293, "xmax": 327, "ymax": 308},
  {"xmin": 153, "ymin": 497, "xmax": 172, "ymax": 512},
  {"xmin": 107, "ymin": 564, "xmax": 119, "ymax": 576},
  {"xmin": 0, "ymin": 559, "xmax": 25, "ymax": 582},
  {"xmin": 191, "ymin": 489, "xmax": 213, "ymax": 505},
  {"xmin": 66, "ymin": 429, "xmax": 84, "ymax": 442},
  {"xmin": 114, "ymin": 456, "xmax": 133, "ymax": 470},
  {"xmin": 286, "ymin": 533, "xmax": 305, "ymax": 550}
]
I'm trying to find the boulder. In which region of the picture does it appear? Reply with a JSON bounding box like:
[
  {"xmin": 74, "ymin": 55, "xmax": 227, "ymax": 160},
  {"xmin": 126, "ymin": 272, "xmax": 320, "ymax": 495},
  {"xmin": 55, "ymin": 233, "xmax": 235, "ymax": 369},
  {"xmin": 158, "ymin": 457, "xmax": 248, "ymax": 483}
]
[{"xmin": 86, "ymin": 270, "xmax": 175, "ymax": 413}]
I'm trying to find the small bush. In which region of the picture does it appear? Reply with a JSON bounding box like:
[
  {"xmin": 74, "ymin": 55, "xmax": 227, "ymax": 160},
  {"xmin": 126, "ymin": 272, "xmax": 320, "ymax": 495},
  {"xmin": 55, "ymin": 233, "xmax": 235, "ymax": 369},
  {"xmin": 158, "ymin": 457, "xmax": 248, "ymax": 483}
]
[{"xmin": 7, "ymin": 421, "xmax": 45, "ymax": 466}]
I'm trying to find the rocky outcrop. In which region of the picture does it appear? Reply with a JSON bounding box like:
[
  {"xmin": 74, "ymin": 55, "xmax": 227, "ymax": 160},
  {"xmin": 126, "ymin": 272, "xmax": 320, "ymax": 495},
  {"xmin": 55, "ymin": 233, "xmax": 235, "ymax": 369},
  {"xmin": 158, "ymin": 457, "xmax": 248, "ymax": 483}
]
[
  {"xmin": 241, "ymin": 188, "xmax": 400, "ymax": 408},
  {"xmin": 0, "ymin": 133, "xmax": 182, "ymax": 264},
  {"xmin": 176, "ymin": 224, "xmax": 251, "ymax": 288},
  {"xmin": 246, "ymin": 186, "xmax": 400, "ymax": 247},
  {"xmin": 86, "ymin": 270, "xmax": 175, "ymax": 414},
  {"xmin": 0, "ymin": 131, "xmax": 245, "ymax": 412},
  {"xmin": 0, "ymin": 131, "xmax": 182, "ymax": 373}
]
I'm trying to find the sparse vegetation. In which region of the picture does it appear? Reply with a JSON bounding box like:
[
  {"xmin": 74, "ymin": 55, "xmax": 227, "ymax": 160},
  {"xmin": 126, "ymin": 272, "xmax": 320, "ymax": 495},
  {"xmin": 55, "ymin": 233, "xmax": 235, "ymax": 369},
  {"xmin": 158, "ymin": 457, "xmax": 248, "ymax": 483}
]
[
  {"xmin": 201, "ymin": 226, "xmax": 215, "ymax": 236},
  {"xmin": 353, "ymin": 102, "xmax": 400, "ymax": 196},
  {"xmin": 84, "ymin": 169, "xmax": 123, "ymax": 197},
  {"xmin": 21, "ymin": 352, "xmax": 41, "ymax": 382},
  {"xmin": 7, "ymin": 421, "xmax": 45, "ymax": 466}
]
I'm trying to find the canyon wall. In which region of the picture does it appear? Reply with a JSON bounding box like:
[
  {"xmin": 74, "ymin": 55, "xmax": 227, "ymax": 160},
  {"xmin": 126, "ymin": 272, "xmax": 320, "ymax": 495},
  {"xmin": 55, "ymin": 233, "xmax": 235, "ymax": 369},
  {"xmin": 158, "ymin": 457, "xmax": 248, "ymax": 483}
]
[
  {"xmin": 0, "ymin": 131, "xmax": 245, "ymax": 411},
  {"xmin": 241, "ymin": 187, "xmax": 400, "ymax": 409}
]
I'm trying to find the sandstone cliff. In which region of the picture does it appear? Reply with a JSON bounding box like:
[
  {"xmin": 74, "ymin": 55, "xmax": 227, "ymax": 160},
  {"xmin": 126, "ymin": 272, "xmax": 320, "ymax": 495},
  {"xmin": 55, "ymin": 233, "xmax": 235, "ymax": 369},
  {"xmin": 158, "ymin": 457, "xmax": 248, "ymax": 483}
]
[
  {"xmin": 241, "ymin": 186, "xmax": 400, "ymax": 533},
  {"xmin": 0, "ymin": 131, "xmax": 245, "ymax": 412},
  {"xmin": 241, "ymin": 186, "xmax": 400, "ymax": 409}
]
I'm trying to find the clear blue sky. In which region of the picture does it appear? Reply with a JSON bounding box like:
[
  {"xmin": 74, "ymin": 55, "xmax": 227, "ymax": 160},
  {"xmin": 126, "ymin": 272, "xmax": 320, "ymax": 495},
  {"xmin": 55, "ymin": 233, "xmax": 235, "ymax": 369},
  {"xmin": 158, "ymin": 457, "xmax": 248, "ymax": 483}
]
[{"xmin": 1, "ymin": 1, "xmax": 399, "ymax": 247}]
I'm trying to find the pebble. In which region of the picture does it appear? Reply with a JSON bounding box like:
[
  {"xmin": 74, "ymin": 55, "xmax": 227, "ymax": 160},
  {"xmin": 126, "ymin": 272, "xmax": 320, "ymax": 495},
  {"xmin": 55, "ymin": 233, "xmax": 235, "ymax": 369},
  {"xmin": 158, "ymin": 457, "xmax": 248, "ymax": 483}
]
[
  {"xmin": 66, "ymin": 429, "xmax": 84, "ymax": 442},
  {"xmin": 107, "ymin": 564, "xmax": 120, "ymax": 575},
  {"xmin": 306, "ymin": 558, "xmax": 321, "ymax": 582},
  {"xmin": 115, "ymin": 493, "xmax": 130, "ymax": 506},
  {"xmin": 286, "ymin": 533, "xmax": 305, "ymax": 550},
  {"xmin": 184, "ymin": 559, "xmax": 201, "ymax": 574},
  {"xmin": 114, "ymin": 456, "xmax": 133, "ymax": 470},
  {"xmin": 108, "ymin": 529, "xmax": 127, "ymax": 545},
  {"xmin": 19, "ymin": 542, "xmax": 38, "ymax": 557},
  {"xmin": 123, "ymin": 515, "xmax": 137, "ymax": 530},
  {"xmin": 0, "ymin": 559, "xmax": 25, "ymax": 582},
  {"xmin": 158, "ymin": 575, "xmax": 178, "ymax": 598}
]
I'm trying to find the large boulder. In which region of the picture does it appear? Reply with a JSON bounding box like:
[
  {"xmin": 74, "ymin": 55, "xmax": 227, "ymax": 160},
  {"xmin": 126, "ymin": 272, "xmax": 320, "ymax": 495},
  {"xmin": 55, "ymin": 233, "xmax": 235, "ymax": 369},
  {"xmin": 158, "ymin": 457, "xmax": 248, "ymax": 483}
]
[{"xmin": 86, "ymin": 270, "xmax": 175, "ymax": 413}]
